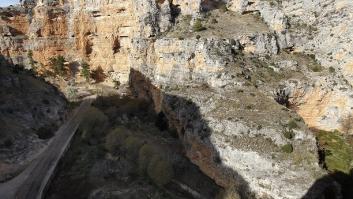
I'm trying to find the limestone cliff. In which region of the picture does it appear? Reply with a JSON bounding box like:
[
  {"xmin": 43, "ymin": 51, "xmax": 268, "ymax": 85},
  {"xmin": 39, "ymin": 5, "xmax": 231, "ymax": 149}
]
[{"xmin": 1, "ymin": 0, "xmax": 353, "ymax": 198}]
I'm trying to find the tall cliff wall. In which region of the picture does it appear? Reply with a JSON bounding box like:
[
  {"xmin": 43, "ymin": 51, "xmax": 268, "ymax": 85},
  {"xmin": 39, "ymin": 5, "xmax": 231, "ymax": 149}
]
[{"xmin": 1, "ymin": 0, "xmax": 353, "ymax": 198}]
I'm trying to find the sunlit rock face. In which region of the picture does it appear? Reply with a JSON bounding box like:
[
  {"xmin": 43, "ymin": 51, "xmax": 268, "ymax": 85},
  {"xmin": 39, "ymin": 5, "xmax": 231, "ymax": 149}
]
[
  {"xmin": 226, "ymin": 0, "xmax": 353, "ymax": 131},
  {"xmin": 1, "ymin": 0, "xmax": 174, "ymax": 84}
]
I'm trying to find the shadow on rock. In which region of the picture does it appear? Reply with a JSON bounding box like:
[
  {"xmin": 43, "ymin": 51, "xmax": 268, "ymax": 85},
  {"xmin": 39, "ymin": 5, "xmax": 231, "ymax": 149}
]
[
  {"xmin": 302, "ymin": 169, "xmax": 353, "ymax": 199},
  {"xmin": 129, "ymin": 68, "xmax": 254, "ymax": 199}
]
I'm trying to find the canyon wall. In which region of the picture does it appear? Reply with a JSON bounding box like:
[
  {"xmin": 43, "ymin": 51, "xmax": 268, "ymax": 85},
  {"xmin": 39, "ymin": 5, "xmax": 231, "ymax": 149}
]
[
  {"xmin": 227, "ymin": 0, "xmax": 353, "ymax": 132},
  {"xmin": 1, "ymin": 0, "xmax": 353, "ymax": 198}
]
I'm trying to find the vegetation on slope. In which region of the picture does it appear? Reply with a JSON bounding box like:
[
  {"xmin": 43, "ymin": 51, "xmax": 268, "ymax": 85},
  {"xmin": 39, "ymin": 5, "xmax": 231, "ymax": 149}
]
[{"xmin": 317, "ymin": 130, "xmax": 353, "ymax": 174}]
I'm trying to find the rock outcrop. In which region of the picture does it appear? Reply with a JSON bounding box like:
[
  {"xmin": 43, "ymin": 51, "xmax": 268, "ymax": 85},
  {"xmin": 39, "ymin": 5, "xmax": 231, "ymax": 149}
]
[
  {"xmin": 226, "ymin": 0, "xmax": 353, "ymax": 131},
  {"xmin": 0, "ymin": 56, "xmax": 67, "ymax": 182},
  {"xmin": 130, "ymin": 68, "xmax": 323, "ymax": 199}
]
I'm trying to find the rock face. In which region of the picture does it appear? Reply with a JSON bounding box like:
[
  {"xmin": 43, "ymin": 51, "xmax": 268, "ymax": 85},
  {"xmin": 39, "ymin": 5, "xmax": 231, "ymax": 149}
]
[
  {"xmin": 1, "ymin": 0, "xmax": 174, "ymax": 83},
  {"xmin": 226, "ymin": 0, "xmax": 353, "ymax": 131},
  {"xmin": 1, "ymin": 0, "xmax": 353, "ymax": 198},
  {"xmin": 0, "ymin": 57, "xmax": 67, "ymax": 182},
  {"xmin": 130, "ymin": 68, "xmax": 323, "ymax": 199}
]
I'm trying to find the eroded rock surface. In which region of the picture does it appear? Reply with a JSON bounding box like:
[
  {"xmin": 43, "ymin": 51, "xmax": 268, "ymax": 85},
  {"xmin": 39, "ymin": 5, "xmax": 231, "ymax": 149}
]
[
  {"xmin": 1, "ymin": 0, "xmax": 353, "ymax": 198},
  {"xmin": 0, "ymin": 57, "xmax": 67, "ymax": 182}
]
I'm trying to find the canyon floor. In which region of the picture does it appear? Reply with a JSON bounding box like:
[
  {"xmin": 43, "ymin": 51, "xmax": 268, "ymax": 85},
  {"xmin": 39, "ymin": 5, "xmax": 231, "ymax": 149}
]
[{"xmin": 45, "ymin": 94, "xmax": 222, "ymax": 199}]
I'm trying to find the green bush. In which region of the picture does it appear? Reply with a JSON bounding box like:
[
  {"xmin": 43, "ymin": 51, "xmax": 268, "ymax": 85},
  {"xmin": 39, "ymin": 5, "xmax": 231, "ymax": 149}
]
[
  {"xmin": 311, "ymin": 65, "xmax": 322, "ymax": 72},
  {"xmin": 317, "ymin": 130, "xmax": 353, "ymax": 173},
  {"xmin": 105, "ymin": 127, "xmax": 130, "ymax": 152},
  {"xmin": 281, "ymin": 143, "xmax": 294, "ymax": 153},
  {"xmin": 27, "ymin": 50, "xmax": 36, "ymax": 70},
  {"xmin": 283, "ymin": 129, "xmax": 295, "ymax": 139},
  {"xmin": 287, "ymin": 119, "xmax": 298, "ymax": 129},
  {"xmin": 79, "ymin": 107, "xmax": 108, "ymax": 140},
  {"xmin": 123, "ymin": 136, "xmax": 144, "ymax": 159},
  {"xmin": 49, "ymin": 55, "xmax": 66, "ymax": 76},
  {"xmin": 193, "ymin": 19, "xmax": 206, "ymax": 32},
  {"xmin": 138, "ymin": 144, "xmax": 157, "ymax": 174},
  {"xmin": 147, "ymin": 155, "xmax": 174, "ymax": 187},
  {"xmin": 81, "ymin": 61, "xmax": 90, "ymax": 82}
]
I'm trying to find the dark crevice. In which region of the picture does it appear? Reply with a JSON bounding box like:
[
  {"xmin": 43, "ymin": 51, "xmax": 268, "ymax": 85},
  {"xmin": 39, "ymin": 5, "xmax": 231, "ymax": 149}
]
[{"xmin": 155, "ymin": 111, "xmax": 169, "ymax": 131}]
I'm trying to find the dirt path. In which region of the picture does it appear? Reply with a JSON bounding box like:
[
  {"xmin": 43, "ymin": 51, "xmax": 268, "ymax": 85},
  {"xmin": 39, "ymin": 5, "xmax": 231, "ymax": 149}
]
[{"xmin": 0, "ymin": 95, "xmax": 96, "ymax": 199}]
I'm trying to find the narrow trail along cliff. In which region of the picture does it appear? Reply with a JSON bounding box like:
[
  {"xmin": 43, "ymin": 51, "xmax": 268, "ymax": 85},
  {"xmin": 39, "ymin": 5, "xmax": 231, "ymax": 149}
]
[{"xmin": 1, "ymin": 0, "xmax": 353, "ymax": 199}]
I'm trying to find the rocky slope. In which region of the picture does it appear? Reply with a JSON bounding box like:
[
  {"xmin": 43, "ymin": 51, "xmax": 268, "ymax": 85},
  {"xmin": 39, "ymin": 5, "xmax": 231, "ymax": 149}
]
[
  {"xmin": 1, "ymin": 0, "xmax": 353, "ymax": 198},
  {"xmin": 1, "ymin": 0, "xmax": 352, "ymax": 132},
  {"xmin": 0, "ymin": 56, "xmax": 67, "ymax": 182},
  {"xmin": 228, "ymin": 0, "xmax": 353, "ymax": 138}
]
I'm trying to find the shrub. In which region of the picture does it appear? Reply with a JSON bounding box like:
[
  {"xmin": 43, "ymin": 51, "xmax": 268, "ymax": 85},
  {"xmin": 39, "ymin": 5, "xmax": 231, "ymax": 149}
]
[
  {"xmin": 122, "ymin": 136, "xmax": 144, "ymax": 159},
  {"xmin": 80, "ymin": 61, "xmax": 90, "ymax": 82},
  {"xmin": 66, "ymin": 85, "xmax": 78, "ymax": 101},
  {"xmin": 90, "ymin": 66, "xmax": 107, "ymax": 83},
  {"xmin": 287, "ymin": 119, "xmax": 298, "ymax": 129},
  {"xmin": 281, "ymin": 143, "xmax": 294, "ymax": 153},
  {"xmin": 79, "ymin": 107, "xmax": 108, "ymax": 139},
  {"xmin": 329, "ymin": 67, "xmax": 335, "ymax": 73},
  {"xmin": 138, "ymin": 144, "xmax": 157, "ymax": 174},
  {"xmin": 283, "ymin": 129, "xmax": 295, "ymax": 139},
  {"xmin": 311, "ymin": 65, "xmax": 322, "ymax": 72},
  {"xmin": 193, "ymin": 19, "xmax": 206, "ymax": 32},
  {"xmin": 105, "ymin": 127, "xmax": 130, "ymax": 152},
  {"xmin": 27, "ymin": 50, "xmax": 36, "ymax": 70},
  {"xmin": 274, "ymin": 88, "xmax": 290, "ymax": 107},
  {"xmin": 49, "ymin": 55, "xmax": 66, "ymax": 76},
  {"xmin": 147, "ymin": 155, "xmax": 174, "ymax": 187},
  {"xmin": 317, "ymin": 130, "xmax": 353, "ymax": 173}
]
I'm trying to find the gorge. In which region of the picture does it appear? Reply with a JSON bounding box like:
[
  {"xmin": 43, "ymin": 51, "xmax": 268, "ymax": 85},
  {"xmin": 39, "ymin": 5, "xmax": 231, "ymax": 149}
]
[{"xmin": 1, "ymin": 0, "xmax": 353, "ymax": 199}]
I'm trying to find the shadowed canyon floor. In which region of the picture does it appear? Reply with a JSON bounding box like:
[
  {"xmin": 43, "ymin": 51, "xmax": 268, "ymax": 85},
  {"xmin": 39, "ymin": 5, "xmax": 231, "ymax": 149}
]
[{"xmin": 45, "ymin": 95, "xmax": 222, "ymax": 199}]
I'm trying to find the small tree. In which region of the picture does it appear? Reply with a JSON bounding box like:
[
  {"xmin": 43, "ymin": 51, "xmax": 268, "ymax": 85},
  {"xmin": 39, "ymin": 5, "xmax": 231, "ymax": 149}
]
[
  {"xmin": 80, "ymin": 61, "xmax": 90, "ymax": 82},
  {"xmin": 90, "ymin": 66, "xmax": 107, "ymax": 83},
  {"xmin": 67, "ymin": 85, "xmax": 78, "ymax": 101},
  {"xmin": 193, "ymin": 18, "xmax": 206, "ymax": 32},
  {"xmin": 147, "ymin": 155, "xmax": 174, "ymax": 187},
  {"xmin": 27, "ymin": 50, "xmax": 36, "ymax": 70},
  {"xmin": 274, "ymin": 88, "xmax": 290, "ymax": 107},
  {"xmin": 49, "ymin": 55, "xmax": 66, "ymax": 76}
]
